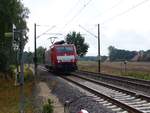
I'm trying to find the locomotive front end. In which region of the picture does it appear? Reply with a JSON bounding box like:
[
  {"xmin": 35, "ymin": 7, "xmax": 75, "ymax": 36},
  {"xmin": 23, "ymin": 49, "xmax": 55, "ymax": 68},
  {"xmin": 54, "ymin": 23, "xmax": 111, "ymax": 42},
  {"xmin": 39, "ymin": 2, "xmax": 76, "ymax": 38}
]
[{"xmin": 54, "ymin": 44, "xmax": 77, "ymax": 72}]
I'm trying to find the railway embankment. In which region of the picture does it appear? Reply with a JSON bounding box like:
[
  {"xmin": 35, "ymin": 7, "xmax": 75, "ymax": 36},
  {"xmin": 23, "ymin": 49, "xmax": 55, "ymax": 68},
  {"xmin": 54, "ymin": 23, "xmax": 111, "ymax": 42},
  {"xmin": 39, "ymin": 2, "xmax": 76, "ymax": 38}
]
[{"xmin": 37, "ymin": 66, "xmax": 115, "ymax": 113}]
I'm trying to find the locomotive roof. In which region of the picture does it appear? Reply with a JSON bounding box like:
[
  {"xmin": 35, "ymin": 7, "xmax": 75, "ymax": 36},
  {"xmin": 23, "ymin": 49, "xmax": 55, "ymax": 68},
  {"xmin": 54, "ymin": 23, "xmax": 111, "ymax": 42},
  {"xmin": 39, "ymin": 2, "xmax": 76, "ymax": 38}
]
[{"xmin": 52, "ymin": 44, "xmax": 75, "ymax": 47}]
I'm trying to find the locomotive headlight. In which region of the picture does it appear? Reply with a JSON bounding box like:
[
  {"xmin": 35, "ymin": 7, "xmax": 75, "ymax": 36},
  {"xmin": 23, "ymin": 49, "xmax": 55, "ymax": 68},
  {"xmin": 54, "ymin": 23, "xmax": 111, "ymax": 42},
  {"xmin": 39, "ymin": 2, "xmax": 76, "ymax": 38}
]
[{"xmin": 58, "ymin": 60, "xmax": 62, "ymax": 63}]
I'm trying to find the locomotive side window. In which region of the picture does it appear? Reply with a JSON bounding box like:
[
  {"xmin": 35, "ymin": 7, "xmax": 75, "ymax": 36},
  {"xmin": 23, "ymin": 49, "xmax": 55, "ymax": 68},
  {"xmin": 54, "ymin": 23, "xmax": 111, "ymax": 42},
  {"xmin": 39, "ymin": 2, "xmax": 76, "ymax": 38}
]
[{"xmin": 56, "ymin": 46, "xmax": 74, "ymax": 52}]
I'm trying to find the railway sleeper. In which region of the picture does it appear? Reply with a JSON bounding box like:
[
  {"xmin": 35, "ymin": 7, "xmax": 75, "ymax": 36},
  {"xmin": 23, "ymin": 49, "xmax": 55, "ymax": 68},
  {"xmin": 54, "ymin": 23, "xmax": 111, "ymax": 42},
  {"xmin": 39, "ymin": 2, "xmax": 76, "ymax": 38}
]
[
  {"xmin": 142, "ymin": 110, "xmax": 150, "ymax": 113},
  {"xmin": 114, "ymin": 95, "xmax": 132, "ymax": 99},
  {"xmin": 106, "ymin": 105, "xmax": 117, "ymax": 109},
  {"xmin": 116, "ymin": 111, "xmax": 129, "ymax": 113},
  {"xmin": 115, "ymin": 97, "xmax": 135, "ymax": 101},
  {"xmin": 131, "ymin": 103, "xmax": 150, "ymax": 107},
  {"xmin": 123, "ymin": 100, "xmax": 147, "ymax": 105},
  {"xmin": 111, "ymin": 108, "xmax": 123, "ymax": 112},
  {"xmin": 136, "ymin": 106, "xmax": 150, "ymax": 110}
]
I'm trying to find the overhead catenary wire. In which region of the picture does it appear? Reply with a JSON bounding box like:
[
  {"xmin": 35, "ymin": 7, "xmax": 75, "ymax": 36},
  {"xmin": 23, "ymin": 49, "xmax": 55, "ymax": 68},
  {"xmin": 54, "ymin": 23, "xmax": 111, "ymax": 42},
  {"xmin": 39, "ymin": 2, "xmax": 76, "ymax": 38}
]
[
  {"xmin": 71, "ymin": 0, "xmax": 149, "ymax": 36},
  {"xmin": 58, "ymin": 0, "xmax": 149, "ymax": 40},
  {"xmin": 69, "ymin": 0, "xmax": 124, "ymax": 30},
  {"xmin": 36, "ymin": 25, "xmax": 56, "ymax": 39},
  {"xmin": 95, "ymin": 0, "xmax": 123, "ymax": 18},
  {"xmin": 101, "ymin": 0, "xmax": 149, "ymax": 24},
  {"xmin": 79, "ymin": 24, "xmax": 97, "ymax": 38},
  {"xmin": 36, "ymin": 24, "xmax": 53, "ymax": 27},
  {"xmin": 64, "ymin": 0, "xmax": 81, "ymax": 18},
  {"xmin": 61, "ymin": 0, "xmax": 93, "ymax": 31}
]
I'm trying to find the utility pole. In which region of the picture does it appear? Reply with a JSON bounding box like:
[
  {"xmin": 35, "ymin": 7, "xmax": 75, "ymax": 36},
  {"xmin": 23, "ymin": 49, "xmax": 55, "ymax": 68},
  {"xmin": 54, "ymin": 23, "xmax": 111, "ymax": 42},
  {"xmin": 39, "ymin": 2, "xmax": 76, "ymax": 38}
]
[
  {"xmin": 19, "ymin": 30, "xmax": 24, "ymax": 113},
  {"xmin": 98, "ymin": 24, "xmax": 101, "ymax": 72},
  {"xmin": 20, "ymin": 31, "xmax": 24, "ymax": 85},
  {"xmin": 78, "ymin": 24, "xmax": 101, "ymax": 72},
  {"xmin": 34, "ymin": 23, "xmax": 37, "ymax": 79}
]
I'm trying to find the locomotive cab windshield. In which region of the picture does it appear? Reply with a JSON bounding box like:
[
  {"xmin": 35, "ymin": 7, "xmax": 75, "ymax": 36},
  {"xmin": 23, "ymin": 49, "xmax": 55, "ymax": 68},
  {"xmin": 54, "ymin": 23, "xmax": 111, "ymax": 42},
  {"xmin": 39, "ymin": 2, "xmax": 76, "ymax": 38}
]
[{"xmin": 56, "ymin": 46, "xmax": 74, "ymax": 53}]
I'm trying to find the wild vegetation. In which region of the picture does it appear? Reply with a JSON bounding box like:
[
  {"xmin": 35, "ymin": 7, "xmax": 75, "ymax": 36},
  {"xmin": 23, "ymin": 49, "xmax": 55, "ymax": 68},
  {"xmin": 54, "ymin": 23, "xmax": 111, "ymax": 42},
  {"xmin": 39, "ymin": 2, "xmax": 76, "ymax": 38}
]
[
  {"xmin": 0, "ymin": 1, "xmax": 34, "ymax": 112},
  {"xmin": 42, "ymin": 99, "xmax": 54, "ymax": 113},
  {"xmin": 0, "ymin": 0, "xmax": 29, "ymax": 75},
  {"xmin": 77, "ymin": 61, "xmax": 150, "ymax": 80},
  {"xmin": 0, "ymin": 66, "xmax": 34, "ymax": 113},
  {"xmin": 24, "ymin": 46, "xmax": 46, "ymax": 64}
]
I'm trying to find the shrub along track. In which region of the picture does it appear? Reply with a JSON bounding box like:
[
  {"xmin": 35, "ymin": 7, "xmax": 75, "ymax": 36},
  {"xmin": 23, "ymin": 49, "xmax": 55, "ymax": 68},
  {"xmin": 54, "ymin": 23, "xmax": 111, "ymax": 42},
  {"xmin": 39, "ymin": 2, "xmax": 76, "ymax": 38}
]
[{"xmin": 60, "ymin": 74, "xmax": 150, "ymax": 113}]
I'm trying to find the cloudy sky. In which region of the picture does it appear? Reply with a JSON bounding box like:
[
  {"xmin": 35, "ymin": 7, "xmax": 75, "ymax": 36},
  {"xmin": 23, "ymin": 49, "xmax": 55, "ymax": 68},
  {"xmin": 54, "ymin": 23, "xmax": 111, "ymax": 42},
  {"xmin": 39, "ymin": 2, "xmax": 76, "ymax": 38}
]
[{"xmin": 23, "ymin": 0, "xmax": 150, "ymax": 56}]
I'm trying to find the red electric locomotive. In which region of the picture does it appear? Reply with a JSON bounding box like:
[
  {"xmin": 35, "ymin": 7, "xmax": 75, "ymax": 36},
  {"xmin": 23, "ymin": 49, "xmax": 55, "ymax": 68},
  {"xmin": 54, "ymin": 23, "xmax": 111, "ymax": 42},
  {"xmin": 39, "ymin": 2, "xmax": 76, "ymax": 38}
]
[{"xmin": 45, "ymin": 40, "xmax": 78, "ymax": 72}]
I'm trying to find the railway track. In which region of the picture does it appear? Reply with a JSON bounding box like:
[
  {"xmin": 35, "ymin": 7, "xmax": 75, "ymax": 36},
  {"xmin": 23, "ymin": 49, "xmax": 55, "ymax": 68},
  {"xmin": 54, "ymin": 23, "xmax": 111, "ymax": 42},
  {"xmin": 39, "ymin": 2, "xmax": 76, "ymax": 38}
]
[
  {"xmin": 61, "ymin": 74, "xmax": 150, "ymax": 113},
  {"xmin": 74, "ymin": 70, "xmax": 150, "ymax": 95}
]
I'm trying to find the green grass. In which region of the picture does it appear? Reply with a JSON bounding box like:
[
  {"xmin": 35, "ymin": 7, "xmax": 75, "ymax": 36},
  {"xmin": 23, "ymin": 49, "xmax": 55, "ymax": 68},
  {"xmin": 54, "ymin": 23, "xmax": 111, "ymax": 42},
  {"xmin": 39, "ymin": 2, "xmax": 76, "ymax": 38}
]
[
  {"xmin": 123, "ymin": 72, "xmax": 150, "ymax": 80},
  {"xmin": 77, "ymin": 61, "xmax": 150, "ymax": 80},
  {"xmin": 42, "ymin": 99, "xmax": 54, "ymax": 113}
]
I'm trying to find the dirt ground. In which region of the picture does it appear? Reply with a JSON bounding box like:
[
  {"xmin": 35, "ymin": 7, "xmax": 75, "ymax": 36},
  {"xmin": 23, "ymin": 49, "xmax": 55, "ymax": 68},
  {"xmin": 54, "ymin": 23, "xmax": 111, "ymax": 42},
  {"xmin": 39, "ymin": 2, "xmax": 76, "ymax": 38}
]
[{"xmin": 35, "ymin": 82, "xmax": 64, "ymax": 113}]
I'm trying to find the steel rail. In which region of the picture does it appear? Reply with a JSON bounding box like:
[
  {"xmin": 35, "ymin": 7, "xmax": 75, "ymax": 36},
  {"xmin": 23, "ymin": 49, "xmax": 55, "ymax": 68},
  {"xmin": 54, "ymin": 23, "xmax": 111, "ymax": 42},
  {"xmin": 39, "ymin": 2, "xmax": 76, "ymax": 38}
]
[
  {"xmin": 76, "ymin": 70, "xmax": 150, "ymax": 87},
  {"xmin": 71, "ymin": 73, "xmax": 150, "ymax": 102},
  {"xmin": 61, "ymin": 76, "xmax": 144, "ymax": 113}
]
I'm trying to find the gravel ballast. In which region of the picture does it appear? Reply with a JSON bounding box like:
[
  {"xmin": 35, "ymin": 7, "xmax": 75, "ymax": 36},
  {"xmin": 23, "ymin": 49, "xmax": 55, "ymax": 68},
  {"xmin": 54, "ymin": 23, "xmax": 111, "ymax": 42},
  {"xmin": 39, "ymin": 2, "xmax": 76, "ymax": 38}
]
[{"xmin": 38, "ymin": 67, "xmax": 115, "ymax": 113}]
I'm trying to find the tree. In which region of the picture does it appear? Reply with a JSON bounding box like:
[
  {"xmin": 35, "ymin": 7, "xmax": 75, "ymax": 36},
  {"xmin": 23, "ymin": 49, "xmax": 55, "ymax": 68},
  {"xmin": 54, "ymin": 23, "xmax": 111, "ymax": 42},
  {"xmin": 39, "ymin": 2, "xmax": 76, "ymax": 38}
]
[
  {"xmin": 36, "ymin": 46, "xmax": 46, "ymax": 64},
  {"xmin": 65, "ymin": 31, "xmax": 89, "ymax": 56},
  {"xmin": 0, "ymin": 0, "xmax": 29, "ymax": 72},
  {"xmin": 23, "ymin": 52, "xmax": 34, "ymax": 64},
  {"xmin": 108, "ymin": 46, "xmax": 136, "ymax": 61},
  {"xmin": 143, "ymin": 50, "xmax": 150, "ymax": 61},
  {"xmin": 108, "ymin": 46, "xmax": 117, "ymax": 61}
]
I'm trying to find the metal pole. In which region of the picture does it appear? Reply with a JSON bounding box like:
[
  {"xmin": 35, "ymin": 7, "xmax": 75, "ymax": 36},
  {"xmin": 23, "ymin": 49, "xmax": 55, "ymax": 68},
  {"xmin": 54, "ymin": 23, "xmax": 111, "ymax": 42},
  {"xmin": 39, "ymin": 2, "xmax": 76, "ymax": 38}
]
[
  {"xmin": 19, "ymin": 31, "xmax": 24, "ymax": 113},
  {"xmin": 34, "ymin": 23, "xmax": 37, "ymax": 78},
  {"xmin": 20, "ymin": 31, "xmax": 24, "ymax": 85},
  {"xmin": 98, "ymin": 24, "xmax": 101, "ymax": 72}
]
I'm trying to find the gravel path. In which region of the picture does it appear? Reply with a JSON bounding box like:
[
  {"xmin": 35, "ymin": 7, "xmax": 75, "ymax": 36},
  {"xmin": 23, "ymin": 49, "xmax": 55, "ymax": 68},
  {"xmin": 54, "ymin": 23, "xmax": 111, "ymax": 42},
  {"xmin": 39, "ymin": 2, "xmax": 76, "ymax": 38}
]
[
  {"xmin": 38, "ymin": 82, "xmax": 64, "ymax": 113},
  {"xmin": 33, "ymin": 81, "xmax": 64, "ymax": 113}
]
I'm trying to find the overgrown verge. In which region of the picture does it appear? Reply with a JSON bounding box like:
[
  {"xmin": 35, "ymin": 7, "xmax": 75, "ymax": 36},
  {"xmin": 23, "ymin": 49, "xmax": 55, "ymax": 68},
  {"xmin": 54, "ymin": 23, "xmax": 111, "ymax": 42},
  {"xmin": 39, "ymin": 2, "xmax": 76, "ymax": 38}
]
[
  {"xmin": 77, "ymin": 61, "xmax": 150, "ymax": 80},
  {"xmin": 42, "ymin": 99, "xmax": 54, "ymax": 113},
  {"xmin": 123, "ymin": 72, "xmax": 150, "ymax": 80},
  {"xmin": 0, "ymin": 65, "xmax": 34, "ymax": 113}
]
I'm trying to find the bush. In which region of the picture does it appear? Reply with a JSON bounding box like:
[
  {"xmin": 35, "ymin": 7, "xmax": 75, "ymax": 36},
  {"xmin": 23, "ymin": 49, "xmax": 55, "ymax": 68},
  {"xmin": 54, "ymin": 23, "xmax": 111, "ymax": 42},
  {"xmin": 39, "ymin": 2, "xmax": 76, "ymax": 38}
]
[
  {"xmin": 24, "ymin": 67, "xmax": 34, "ymax": 81},
  {"xmin": 42, "ymin": 99, "xmax": 54, "ymax": 113},
  {"xmin": 8, "ymin": 65, "xmax": 16, "ymax": 73},
  {"xmin": 123, "ymin": 72, "xmax": 150, "ymax": 80}
]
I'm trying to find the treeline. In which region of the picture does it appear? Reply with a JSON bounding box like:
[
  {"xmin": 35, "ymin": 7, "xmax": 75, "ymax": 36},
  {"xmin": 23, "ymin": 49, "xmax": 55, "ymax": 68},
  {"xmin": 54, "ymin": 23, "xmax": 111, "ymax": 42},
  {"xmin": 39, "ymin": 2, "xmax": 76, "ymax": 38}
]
[
  {"xmin": 78, "ymin": 46, "xmax": 150, "ymax": 62},
  {"xmin": 108, "ymin": 46, "xmax": 150, "ymax": 61},
  {"xmin": 24, "ymin": 46, "xmax": 46, "ymax": 64},
  {"xmin": 0, "ymin": 0, "xmax": 29, "ymax": 73},
  {"xmin": 24, "ymin": 46, "xmax": 150, "ymax": 63},
  {"xmin": 78, "ymin": 56, "xmax": 107, "ymax": 62}
]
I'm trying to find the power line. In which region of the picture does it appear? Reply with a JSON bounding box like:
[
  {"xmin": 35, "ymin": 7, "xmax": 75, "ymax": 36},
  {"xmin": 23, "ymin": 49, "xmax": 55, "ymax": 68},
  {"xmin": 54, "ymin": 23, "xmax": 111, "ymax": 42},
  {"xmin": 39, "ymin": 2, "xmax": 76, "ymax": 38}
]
[
  {"xmin": 62, "ymin": 0, "xmax": 93, "ymax": 30},
  {"xmin": 36, "ymin": 25, "xmax": 56, "ymax": 39},
  {"xmin": 101, "ymin": 0, "xmax": 149, "ymax": 24},
  {"xmin": 95, "ymin": 0, "xmax": 123, "ymax": 18},
  {"xmin": 36, "ymin": 24, "xmax": 53, "ymax": 27},
  {"xmin": 64, "ymin": 0, "xmax": 81, "ymax": 18},
  {"xmin": 79, "ymin": 24, "xmax": 97, "ymax": 38}
]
